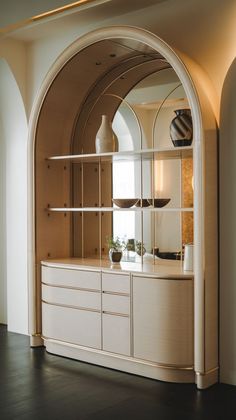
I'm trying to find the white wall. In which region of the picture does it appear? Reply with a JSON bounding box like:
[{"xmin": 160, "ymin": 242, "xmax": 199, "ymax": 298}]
[{"xmin": 0, "ymin": 59, "xmax": 28, "ymax": 334}]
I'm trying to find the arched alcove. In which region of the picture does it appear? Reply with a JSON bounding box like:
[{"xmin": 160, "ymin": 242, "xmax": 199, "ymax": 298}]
[
  {"xmin": 0, "ymin": 58, "xmax": 28, "ymax": 333},
  {"xmin": 28, "ymin": 26, "xmax": 218, "ymax": 388}
]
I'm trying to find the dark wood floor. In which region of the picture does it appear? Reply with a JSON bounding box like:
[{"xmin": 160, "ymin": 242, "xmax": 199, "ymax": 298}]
[{"xmin": 0, "ymin": 324, "xmax": 235, "ymax": 420}]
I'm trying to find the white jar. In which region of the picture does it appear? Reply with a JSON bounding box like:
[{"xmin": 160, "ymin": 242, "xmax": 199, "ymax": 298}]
[
  {"xmin": 95, "ymin": 115, "xmax": 118, "ymax": 153},
  {"xmin": 184, "ymin": 244, "xmax": 194, "ymax": 271}
]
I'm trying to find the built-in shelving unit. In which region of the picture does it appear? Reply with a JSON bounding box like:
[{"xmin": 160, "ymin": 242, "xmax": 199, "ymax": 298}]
[{"xmin": 29, "ymin": 29, "xmax": 218, "ymax": 389}]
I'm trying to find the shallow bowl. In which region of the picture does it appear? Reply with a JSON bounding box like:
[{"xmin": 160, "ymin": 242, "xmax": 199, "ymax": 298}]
[
  {"xmin": 147, "ymin": 198, "xmax": 171, "ymax": 208},
  {"xmin": 112, "ymin": 198, "xmax": 139, "ymax": 208},
  {"xmin": 135, "ymin": 199, "xmax": 150, "ymax": 208}
]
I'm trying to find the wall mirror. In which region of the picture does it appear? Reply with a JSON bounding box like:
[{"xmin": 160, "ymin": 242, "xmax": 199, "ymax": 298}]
[{"xmin": 71, "ymin": 39, "xmax": 193, "ymax": 262}]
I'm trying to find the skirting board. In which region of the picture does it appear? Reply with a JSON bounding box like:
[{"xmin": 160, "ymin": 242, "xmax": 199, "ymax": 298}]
[
  {"xmin": 196, "ymin": 368, "xmax": 219, "ymax": 389},
  {"xmin": 30, "ymin": 335, "xmax": 44, "ymax": 347},
  {"xmin": 44, "ymin": 337, "xmax": 195, "ymax": 383}
]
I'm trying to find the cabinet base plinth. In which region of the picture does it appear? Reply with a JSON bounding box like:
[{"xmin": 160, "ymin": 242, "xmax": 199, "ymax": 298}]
[
  {"xmin": 44, "ymin": 338, "xmax": 194, "ymax": 384},
  {"xmin": 195, "ymin": 368, "xmax": 219, "ymax": 389},
  {"xmin": 30, "ymin": 335, "xmax": 44, "ymax": 347}
]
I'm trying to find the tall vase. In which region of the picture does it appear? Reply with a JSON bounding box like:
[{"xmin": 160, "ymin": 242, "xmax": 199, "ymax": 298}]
[
  {"xmin": 170, "ymin": 109, "xmax": 193, "ymax": 147},
  {"xmin": 95, "ymin": 115, "xmax": 118, "ymax": 153}
]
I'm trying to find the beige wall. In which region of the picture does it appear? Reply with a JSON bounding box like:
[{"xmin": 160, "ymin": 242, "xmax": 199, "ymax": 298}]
[{"xmin": 220, "ymin": 58, "xmax": 236, "ymax": 385}]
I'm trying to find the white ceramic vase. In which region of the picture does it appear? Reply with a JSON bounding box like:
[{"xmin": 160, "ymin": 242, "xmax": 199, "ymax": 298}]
[
  {"xmin": 95, "ymin": 115, "xmax": 118, "ymax": 153},
  {"xmin": 183, "ymin": 244, "xmax": 194, "ymax": 271}
]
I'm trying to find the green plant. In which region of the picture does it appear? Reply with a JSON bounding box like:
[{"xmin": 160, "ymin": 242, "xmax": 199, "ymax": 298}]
[{"xmin": 106, "ymin": 236, "xmax": 123, "ymax": 251}]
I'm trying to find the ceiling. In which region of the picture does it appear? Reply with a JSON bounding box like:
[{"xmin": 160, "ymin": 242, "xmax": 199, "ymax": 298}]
[{"xmin": 0, "ymin": 0, "xmax": 169, "ymax": 41}]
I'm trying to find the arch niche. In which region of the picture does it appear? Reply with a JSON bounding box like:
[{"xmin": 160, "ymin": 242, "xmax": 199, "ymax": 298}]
[{"xmin": 28, "ymin": 26, "xmax": 218, "ymax": 389}]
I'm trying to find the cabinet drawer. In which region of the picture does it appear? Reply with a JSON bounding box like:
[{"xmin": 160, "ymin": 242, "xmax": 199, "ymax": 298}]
[
  {"xmin": 102, "ymin": 293, "xmax": 130, "ymax": 315},
  {"xmin": 102, "ymin": 313, "xmax": 130, "ymax": 356},
  {"xmin": 42, "ymin": 265, "xmax": 101, "ymax": 290},
  {"xmin": 42, "ymin": 284, "xmax": 101, "ymax": 310},
  {"xmin": 102, "ymin": 272, "xmax": 130, "ymax": 294},
  {"xmin": 42, "ymin": 302, "xmax": 101, "ymax": 349}
]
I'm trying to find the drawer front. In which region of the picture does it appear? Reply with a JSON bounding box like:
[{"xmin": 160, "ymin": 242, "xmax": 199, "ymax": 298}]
[
  {"xmin": 102, "ymin": 293, "xmax": 130, "ymax": 315},
  {"xmin": 102, "ymin": 313, "xmax": 130, "ymax": 356},
  {"xmin": 42, "ymin": 265, "xmax": 101, "ymax": 290},
  {"xmin": 42, "ymin": 284, "xmax": 101, "ymax": 310},
  {"xmin": 42, "ymin": 302, "xmax": 101, "ymax": 349},
  {"xmin": 102, "ymin": 272, "xmax": 130, "ymax": 294}
]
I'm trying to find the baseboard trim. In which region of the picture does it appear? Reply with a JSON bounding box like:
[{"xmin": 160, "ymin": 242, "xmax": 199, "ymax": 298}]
[
  {"xmin": 195, "ymin": 367, "xmax": 219, "ymax": 389},
  {"xmin": 30, "ymin": 334, "xmax": 44, "ymax": 347},
  {"xmin": 44, "ymin": 337, "xmax": 195, "ymax": 384}
]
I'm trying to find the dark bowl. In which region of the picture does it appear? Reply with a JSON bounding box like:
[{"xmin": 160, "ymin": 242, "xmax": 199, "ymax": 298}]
[
  {"xmin": 172, "ymin": 139, "xmax": 192, "ymax": 147},
  {"xmin": 112, "ymin": 198, "xmax": 139, "ymax": 208},
  {"xmin": 135, "ymin": 199, "xmax": 150, "ymax": 208},
  {"xmin": 147, "ymin": 198, "xmax": 171, "ymax": 208},
  {"xmin": 156, "ymin": 251, "xmax": 181, "ymax": 260}
]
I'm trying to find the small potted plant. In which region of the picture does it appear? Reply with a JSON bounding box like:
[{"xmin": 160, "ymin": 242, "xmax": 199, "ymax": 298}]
[
  {"xmin": 135, "ymin": 240, "xmax": 146, "ymax": 256},
  {"xmin": 106, "ymin": 236, "xmax": 123, "ymax": 263}
]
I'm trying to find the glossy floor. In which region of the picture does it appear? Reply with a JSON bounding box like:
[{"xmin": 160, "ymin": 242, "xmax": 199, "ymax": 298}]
[{"xmin": 0, "ymin": 324, "xmax": 235, "ymax": 420}]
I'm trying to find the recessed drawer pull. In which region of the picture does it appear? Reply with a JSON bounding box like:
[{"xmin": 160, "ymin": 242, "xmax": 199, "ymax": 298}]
[
  {"xmin": 102, "ymin": 310, "xmax": 129, "ymax": 318},
  {"xmin": 42, "ymin": 300, "xmax": 100, "ymax": 313},
  {"xmin": 102, "ymin": 290, "xmax": 129, "ymax": 297},
  {"xmin": 42, "ymin": 281, "xmax": 100, "ymax": 293}
]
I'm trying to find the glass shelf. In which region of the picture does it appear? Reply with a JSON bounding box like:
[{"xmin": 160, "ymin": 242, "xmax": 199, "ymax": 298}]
[
  {"xmin": 46, "ymin": 146, "xmax": 193, "ymax": 163},
  {"xmin": 46, "ymin": 207, "xmax": 194, "ymax": 212}
]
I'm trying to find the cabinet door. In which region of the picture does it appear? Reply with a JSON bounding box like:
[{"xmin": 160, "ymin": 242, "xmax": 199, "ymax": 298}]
[
  {"xmin": 102, "ymin": 313, "xmax": 130, "ymax": 356},
  {"xmin": 133, "ymin": 276, "xmax": 193, "ymax": 366},
  {"xmin": 42, "ymin": 302, "xmax": 101, "ymax": 349}
]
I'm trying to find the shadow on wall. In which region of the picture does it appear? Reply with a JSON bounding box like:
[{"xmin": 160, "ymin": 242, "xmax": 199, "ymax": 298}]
[
  {"xmin": 0, "ymin": 58, "xmax": 28, "ymax": 333},
  {"xmin": 220, "ymin": 57, "xmax": 236, "ymax": 385}
]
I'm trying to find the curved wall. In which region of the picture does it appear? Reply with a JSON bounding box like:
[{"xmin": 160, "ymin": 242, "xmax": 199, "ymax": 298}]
[
  {"xmin": 0, "ymin": 58, "xmax": 28, "ymax": 333},
  {"xmin": 220, "ymin": 58, "xmax": 236, "ymax": 385}
]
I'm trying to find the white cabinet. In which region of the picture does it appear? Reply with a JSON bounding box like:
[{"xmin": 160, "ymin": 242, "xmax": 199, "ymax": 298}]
[
  {"xmin": 133, "ymin": 275, "xmax": 194, "ymax": 366},
  {"xmin": 41, "ymin": 263, "xmax": 194, "ymax": 383}
]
